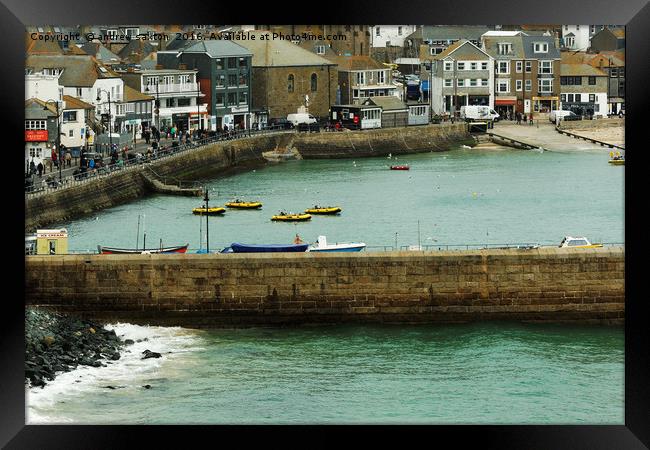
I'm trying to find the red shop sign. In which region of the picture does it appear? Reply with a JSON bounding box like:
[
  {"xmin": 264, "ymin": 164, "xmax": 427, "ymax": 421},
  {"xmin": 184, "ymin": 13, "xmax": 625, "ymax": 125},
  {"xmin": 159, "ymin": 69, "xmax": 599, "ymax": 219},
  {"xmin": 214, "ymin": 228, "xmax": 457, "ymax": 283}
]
[{"xmin": 25, "ymin": 130, "xmax": 49, "ymax": 142}]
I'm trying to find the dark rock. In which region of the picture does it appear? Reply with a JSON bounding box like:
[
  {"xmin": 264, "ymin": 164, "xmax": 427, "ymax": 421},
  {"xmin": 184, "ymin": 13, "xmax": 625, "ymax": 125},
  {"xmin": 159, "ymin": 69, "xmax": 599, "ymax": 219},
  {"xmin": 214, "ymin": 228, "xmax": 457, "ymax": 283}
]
[
  {"xmin": 124, "ymin": 339, "xmax": 135, "ymax": 345},
  {"xmin": 142, "ymin": 384, "xmax": 152, "ymax": 389},
  {"xmin": 141, "ymin": 349, "xmax": 162, "ymax": 359}
]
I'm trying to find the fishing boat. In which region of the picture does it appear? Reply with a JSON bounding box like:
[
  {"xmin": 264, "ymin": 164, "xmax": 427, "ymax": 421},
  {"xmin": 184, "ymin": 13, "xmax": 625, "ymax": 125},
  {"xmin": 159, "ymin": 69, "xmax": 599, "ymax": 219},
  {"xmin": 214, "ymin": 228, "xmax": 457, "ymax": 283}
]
[
  {"xmin": 271, "ymin": 212, "xmax": 312, "ymax": 222},
  {"xmin": 192, "ymin": 206, "xmax": 226, "ymax": 215},
  {"xmin": 229, "ymin": 243, "xmax": 309, "ymax": 253},
  {"xmin": 304, "ymin": 206, "xmax": 342, "ymax": 215},
  {"xmin": 307, "ymin": 236, "xmax": 366, "ymax": 253},
  {"xmin": 608, "ymin": 151, "xmax": 625, "ymax": 165},
  {"xmin": 225, "ymin": 201, "xmax": 263, "ymax": 209},
  {"xmin": 98, "ymin": 244, "xmax": 189, "ymax": 254},
  {"xmin": 390, "ymin": 165, "xmax": 410, "ymax": 170}
]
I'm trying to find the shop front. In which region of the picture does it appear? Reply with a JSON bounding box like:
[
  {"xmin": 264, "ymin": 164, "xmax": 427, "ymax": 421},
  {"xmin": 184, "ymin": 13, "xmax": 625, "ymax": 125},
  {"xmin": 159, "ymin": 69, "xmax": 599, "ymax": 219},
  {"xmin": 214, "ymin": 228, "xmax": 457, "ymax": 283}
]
[
  {"xmin": 495, "ymin": 97, "xmax": 517, "ymax": 118},
  {"xmin": 25, "ymin": 129, "xmax": 50, "ymax": 171},
  {"xmin": 533, "ymin": 96, "xmax": 559, "ymax": 113}
]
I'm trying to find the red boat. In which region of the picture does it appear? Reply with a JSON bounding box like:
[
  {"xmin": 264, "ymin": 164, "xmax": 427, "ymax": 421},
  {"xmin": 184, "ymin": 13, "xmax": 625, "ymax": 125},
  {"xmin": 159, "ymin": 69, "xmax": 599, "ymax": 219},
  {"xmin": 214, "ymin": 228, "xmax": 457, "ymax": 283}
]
[
  {"xmin": 390, "ymin": 165, "xmax": 410, "ymax": 170},
  {"xmin": 97, "ymin": 244, "xmax": 189, "ymax": 254}
]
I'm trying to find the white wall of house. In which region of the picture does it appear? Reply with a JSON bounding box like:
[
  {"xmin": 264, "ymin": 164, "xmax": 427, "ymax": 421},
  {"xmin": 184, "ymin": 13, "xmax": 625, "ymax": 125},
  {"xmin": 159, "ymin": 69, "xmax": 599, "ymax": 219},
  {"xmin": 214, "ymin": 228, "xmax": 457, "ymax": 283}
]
[
  {"xmin": 560, "ymin": 91, "xmax": 608, "ymax": 118},
  {"xmin": 25, "ymin": 74, "xmax": 63, "ymax": 102},
  {"xmin": 561, "ymin": 25, "xmax": 590, "ymax": 51},
  {"xmin": 60, "ymin": 108, "xmax": 88, "ymax": 149},
  {"xmin": 371, "ymin": 25, "xmax": 418, "ymax": 48}
]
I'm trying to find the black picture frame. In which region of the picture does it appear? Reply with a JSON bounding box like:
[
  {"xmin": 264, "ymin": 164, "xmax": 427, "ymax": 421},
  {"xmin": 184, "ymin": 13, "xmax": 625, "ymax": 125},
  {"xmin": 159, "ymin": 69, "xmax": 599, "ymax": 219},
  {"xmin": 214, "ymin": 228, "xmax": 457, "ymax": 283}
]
[{"xmin": 4, "ymin": 0, "xmax": 648, "ymax": 447}]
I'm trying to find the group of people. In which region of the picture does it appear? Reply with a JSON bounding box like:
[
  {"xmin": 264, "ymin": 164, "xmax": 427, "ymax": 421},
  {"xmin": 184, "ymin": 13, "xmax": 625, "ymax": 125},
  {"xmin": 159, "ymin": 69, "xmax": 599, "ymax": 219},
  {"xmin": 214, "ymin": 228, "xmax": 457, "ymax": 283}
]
[{"xmin": 508, "ymin": 111, "xmax": 534, "ymax": 125}]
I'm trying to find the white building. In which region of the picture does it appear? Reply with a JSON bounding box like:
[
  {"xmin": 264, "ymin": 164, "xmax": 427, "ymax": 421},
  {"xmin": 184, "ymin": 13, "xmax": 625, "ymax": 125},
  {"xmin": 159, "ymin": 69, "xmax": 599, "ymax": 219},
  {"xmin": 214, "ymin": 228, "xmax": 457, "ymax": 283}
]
[
  {"xmin": 25, "ymin": 73, "xmax": 63, "ymax": 103},
  {"xmin": 60, "ymin": 96, "xmax": 94, "ymax": 157},
  {"xmin": 561, "ymin": 25, "xmax": 591, "ymax": 51},
  {"xmin": 371, "ymin": 25, "xmax": 418, "ymax": 48}
]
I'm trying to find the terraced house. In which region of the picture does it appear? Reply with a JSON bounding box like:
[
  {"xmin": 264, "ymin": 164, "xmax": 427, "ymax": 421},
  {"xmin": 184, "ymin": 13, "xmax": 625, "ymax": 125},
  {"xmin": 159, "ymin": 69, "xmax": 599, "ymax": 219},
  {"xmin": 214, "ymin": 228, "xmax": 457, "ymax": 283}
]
[
  {"xmin": 559, "ymin": 54, "xmax": 608, "ymax": 118},
  {"xmin": 428, "ymin": 39, "xmax": 494, "ymax": 115},
  {"xmin": 481, "ymin": 32, "xmax": 561, "ymax": 117}
]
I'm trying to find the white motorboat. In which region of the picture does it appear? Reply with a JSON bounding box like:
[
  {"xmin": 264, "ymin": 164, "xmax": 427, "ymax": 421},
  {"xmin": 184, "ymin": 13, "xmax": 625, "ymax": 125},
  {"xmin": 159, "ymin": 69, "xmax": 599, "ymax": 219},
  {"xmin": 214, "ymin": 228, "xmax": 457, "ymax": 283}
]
[{"xmin": 307, "ymin": 235, "xmax": 366, "ymax": 253}]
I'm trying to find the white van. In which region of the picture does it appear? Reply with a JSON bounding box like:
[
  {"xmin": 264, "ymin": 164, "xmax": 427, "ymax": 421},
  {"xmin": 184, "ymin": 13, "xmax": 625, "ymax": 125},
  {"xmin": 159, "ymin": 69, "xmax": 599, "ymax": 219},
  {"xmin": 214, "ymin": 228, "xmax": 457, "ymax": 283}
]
[
  {"xmin": 460, "ymin": 105, "xmax": 500, "ymax": 122},
  {"xmin": 549, "ymin": 110, "xmax": 578, "ymax": 123},
  {"xmin": 287, "ymin": 113, "xmax": 317, "ymax": 126}
]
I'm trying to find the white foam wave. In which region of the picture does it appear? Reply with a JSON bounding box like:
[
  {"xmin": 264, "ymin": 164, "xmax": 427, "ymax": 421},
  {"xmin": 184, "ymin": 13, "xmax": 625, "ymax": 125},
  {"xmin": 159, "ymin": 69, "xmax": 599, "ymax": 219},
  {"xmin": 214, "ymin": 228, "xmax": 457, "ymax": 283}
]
[{"xmin": 27, "ymin": 323, "xmax": 205, "ymax": 424}]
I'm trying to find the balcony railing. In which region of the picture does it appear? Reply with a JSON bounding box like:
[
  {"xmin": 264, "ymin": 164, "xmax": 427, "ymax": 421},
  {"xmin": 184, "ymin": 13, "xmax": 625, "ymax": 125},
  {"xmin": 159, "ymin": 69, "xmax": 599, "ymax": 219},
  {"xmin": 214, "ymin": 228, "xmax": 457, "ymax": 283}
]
[{"xmin": 151, "ymin": 82, "xmax": 200, "ymax": 95}]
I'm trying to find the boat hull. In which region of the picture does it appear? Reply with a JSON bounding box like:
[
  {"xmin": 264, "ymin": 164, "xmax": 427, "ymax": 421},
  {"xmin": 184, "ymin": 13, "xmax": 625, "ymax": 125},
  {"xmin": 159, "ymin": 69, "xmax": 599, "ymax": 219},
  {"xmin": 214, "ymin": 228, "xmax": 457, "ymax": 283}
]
[
  {"xmin": 98, "ymin": 244, "xmax": 189, "ymax": 254},
  {"xmin": 271, "ymin": 214, "xmax": 312, "ymax": 221},
  {"xmin": 230, "ymin": 243, "xmax": 309, "ymax": 253},
  {"xmin": 225, "ymin": 202, "xmax": 263, "ymax": 209},
  {"xmin": 390, "ymin": 165, "xmax": 410, "ymax": 170},
  {"xmin": 304, "ymin": 207, "xmax": 342, "ymax": 215},
  {"xmin": 608, "ymin": 160, "xmax": 624, "ymax": 165},
  {"xmin": 193, "ymin": 208, "xmax": 226, "ymax": 215},
  {"xmin": 308, "ymin": 244, "xmax": 365, "ymax": 252}
]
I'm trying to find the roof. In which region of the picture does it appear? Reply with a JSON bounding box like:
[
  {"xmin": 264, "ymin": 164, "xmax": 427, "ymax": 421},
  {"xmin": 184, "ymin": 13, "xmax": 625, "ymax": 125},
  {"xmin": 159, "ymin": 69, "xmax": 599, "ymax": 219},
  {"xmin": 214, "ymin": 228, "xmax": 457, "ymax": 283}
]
[
  {"xmin": 25, "ymin": 97, "xmax": 58, "ymax": 115},
  {"xmin": 394, "ymin": 58, "xmax": 420, "ymax": 65},
  {"xmin": 238, "ymin": 32, "xmax": 335, "ymax": 67},
  {"xmin": 62, "ymin": 95, "xmax": 94, "ymax": 110},
  {"xmin": 560, "ymin": 63, "xmax": 607, "ymax": 76},
  {"xmin": 118, "ymin": 40, "xmax": 156, "ymax": 62},
  {"xmin": 521, "ymin": 35, "xmax": 561, "ymax": 59},
  {"xmin": 422, "ymin": 25, "xmax": 492, "ymax": 42},
  {"xmin": 327, "ymin": 55, "xmax": 383, "ymax": 71},
  {"xmin": 25, "ymin": 55, "xmax": 120, "ymax": 87},
  {"xmin": 434, "ymin": 39, "xmax": 491, "ymax": 60},
  {"xmin": 26, "ymin": 32, "xmax": 65, "ymax": 55},
  {"xmin": 363, "ymin": 96, "xmax": 408, "ymax": 111},
  {"xmin": 481, "ymin": 35, "xmax": 525, "ymax": 59},
  {"xmin": 80, "ymin": 42, "xmax": 122, "ymax": 63},
  {"xmin": 123, "ymin": 84, "xmax": 154, "ymax": 102},
  {"xmin": 611, "ymin": 28, "xmax": 625, "ymax": 38},
  {"xmin": 482, "ymin": 31, "xmax": 526, "ymax": 37},
  {"xmin": 182, "ymin": 40, "xmax": 252, "ymax": 58}
]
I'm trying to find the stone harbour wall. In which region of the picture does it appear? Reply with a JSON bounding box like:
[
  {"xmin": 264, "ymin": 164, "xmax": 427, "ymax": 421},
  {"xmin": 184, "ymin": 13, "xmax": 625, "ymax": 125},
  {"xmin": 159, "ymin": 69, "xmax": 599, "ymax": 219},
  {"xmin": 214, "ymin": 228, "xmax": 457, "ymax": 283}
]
[{"xmin": 25, "ymin": 247, "xmax": 625, "ymax": 327}]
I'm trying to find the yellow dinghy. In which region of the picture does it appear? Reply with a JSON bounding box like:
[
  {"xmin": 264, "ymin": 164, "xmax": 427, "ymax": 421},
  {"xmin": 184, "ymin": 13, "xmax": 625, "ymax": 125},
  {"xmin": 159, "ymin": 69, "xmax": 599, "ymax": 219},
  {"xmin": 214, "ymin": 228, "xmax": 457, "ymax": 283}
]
[
  {"xmin": 608, "ymin": 159, "xmax": 624, "ymax": 165},
  {"xmin": 304, "ymin": 206, "xmax": 342, "ymax": 215},
  {"xmin": 608, "ymin": 151, "xmax": 625, "ymax": 165},
  {"xmin": 192, "ymin": 207, "xmax": 226, "ymax": 215},
  {"xmin": 225, "ymin": 201, "xmax": 263, "ymax": 209},
  {"xmin": 271, "ymin": 212, "xmax": 312, "ymax": 222}
]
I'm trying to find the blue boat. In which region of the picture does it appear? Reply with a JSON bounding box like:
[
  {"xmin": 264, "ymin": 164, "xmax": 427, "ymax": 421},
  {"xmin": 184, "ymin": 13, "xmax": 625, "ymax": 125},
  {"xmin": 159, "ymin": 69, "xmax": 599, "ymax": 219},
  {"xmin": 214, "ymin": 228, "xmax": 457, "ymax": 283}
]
[{"xmin": 230, "ymin": 243, "xmax": 309, "ymax": 253}]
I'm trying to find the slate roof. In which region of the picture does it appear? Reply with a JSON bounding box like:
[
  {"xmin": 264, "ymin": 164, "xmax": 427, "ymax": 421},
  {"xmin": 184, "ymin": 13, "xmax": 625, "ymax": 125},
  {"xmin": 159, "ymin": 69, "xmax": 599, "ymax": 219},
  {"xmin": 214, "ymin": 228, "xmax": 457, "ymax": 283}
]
[
  {"xmin": 326, "ymin": 55, "xmax": 383, "ymax": 71},
  {"xmin": 481, "ymin": 35, "xmax": 525, "ymax": 59},
  {"xmin": 182, "ymin": 40, "xmax": 252, "ymax": 58},
  {"xmin": 433, "ymin": 39, "xmax": 490, "ymax": 60},
  {"xmin": 80, "ymin": 42, "xmax": 122, "ymax": 63},
  {"xmin": 422, "ymin": 25, "xmax": 493, "ymax": 42},
  {"xmin": 25, "ymin": 55, "xmax": 119, "ymax": 87},
  {"xmin": 363, "ymin": 96, "xmax": 408, "ymax": 111},
  {"xmin": 521, "ymin": 36, "xmax": 561, "ymax": 59},
  {"xmin": 25, "ymin": 97, "xmax": 59, "ymax": 115},
  {"xmin": 62, "ymin": 95, "xmax": 94, "ymax": 110},
  {"xmin": 560, "ymin": 63, "xmax": 607, "ymax": 76},
  {"xmin": 118, "ymin": 40, "xmax": 156, "ymax": 62}
]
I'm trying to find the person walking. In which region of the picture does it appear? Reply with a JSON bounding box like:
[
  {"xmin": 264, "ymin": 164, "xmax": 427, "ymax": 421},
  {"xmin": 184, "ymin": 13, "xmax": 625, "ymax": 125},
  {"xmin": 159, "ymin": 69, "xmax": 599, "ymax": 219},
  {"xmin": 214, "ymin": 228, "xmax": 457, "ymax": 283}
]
[
  {"xmin": 65, "ymin": 150, "xmax": 72, "ymax": 167},
  {"xmin": 51, "ymin": 149, "xmax": 58, "ymax": 168},
  {"xmin": 37, "ymin": 162, "xmax": 43, "ymax": 177},
  {"xmin": 529, "ymin": 114, "xmax": 534, "ymax": 126},
  {"xmin": 522, "ymin": 113, "xmax": 527, "ymax": 124},
  {"xmin": 29, "ymin": 158, "xmax": 36, "ymax": 176}
]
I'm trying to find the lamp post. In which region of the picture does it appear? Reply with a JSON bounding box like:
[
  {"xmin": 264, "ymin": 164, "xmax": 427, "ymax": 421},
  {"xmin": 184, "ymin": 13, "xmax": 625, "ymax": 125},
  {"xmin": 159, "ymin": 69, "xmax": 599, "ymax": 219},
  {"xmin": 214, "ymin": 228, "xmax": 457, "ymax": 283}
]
[
  {"xmin": 96, "ymin": 88, "xmax": 113, "ymax": 158},
  {"xmin": 145, "ymin": 78, "xmax": 160, "ymax": 138},
  {"xmin": 43, "ymin": 99, "xmax": 63, "ymax": 183}
]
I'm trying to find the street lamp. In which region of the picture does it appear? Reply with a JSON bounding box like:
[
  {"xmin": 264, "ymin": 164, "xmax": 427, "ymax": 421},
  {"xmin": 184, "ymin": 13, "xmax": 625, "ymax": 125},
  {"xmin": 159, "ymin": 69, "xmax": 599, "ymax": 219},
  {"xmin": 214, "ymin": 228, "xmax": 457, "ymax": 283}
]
[
  {"xmin": 144, "ymin": 78, "xmax": 160, "ymax": 137},
  {"xmin": 96, "ymin": 88, "xmax": 113, "ymax": 159},
  {"xmin": 43, "ymin": 99, "xmax": 63, "ymax": 183}
]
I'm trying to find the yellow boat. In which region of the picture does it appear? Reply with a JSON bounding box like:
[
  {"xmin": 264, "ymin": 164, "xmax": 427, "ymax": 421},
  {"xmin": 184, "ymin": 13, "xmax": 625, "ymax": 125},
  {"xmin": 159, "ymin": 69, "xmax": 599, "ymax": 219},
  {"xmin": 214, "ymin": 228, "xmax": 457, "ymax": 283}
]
[
  {"xmin": 609, "ymin": 151, "xmax": 624, "ymax": 165},
  {"xmin": 608, "ymin": 159, "xmax": 625, "ymax": 165},
  {"xmin": 225, "ymin": 201, "xmax": 263, "ymax": 209},
  {"xmin": 271, "ymin": 213, "xmax": 312, "ymax": 222},
  {"xmin": 304, "ymin": 206, "xmax": 342, "ymax": 215},
  {"xmin": 192, "ymin": 207, "xmax": 226, "ymax": 215}
]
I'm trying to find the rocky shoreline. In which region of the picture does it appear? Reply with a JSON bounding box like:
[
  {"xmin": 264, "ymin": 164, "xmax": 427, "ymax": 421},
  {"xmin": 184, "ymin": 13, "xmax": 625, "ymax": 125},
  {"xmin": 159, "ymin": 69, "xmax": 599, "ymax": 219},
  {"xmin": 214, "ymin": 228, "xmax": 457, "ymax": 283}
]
[{"xmin": 25, "ymin": 307, "xmax": 131, "ymax": 388}]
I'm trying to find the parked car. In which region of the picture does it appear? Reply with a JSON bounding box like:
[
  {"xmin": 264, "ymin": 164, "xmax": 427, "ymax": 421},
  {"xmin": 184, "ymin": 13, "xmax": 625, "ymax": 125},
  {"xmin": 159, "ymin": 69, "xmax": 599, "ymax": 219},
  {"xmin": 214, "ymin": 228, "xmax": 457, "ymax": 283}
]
[
  {"xmin": 287, "ymin": 113, "xmax": 317, "ymax": 126},
  {"xmin": 460, "ymin": 105, "xmax": 500, "ymax": 122},
  {"xmin": 267, "ymin": 118, "xmax": 295, "ymax": 129},
  {"xmin": 549, "ymin": 110, "xmax": 580, "ymax": 123}
]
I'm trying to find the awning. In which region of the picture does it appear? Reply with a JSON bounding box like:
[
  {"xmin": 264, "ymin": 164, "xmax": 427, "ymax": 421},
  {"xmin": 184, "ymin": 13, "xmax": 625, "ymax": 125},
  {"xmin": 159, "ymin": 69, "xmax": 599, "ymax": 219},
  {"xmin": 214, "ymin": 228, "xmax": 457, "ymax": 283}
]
[{"xmin": 495, "ymin": 98, "xmax": 516, "ymax": 105}]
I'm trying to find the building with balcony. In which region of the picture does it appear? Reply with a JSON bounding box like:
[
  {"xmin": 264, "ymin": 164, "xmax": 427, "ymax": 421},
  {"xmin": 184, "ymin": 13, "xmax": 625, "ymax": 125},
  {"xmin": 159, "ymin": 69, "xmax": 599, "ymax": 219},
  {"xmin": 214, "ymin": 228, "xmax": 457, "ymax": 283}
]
[
  {"xmin": 158, "ymin": 41, "xmax": 251, "ymax": 130},
  {"xmin": 428, "ymin": 39, "xmax": 494, "ymax": 115},
  {"xmin": 327, "ymin": 55, "xmax": 396, "ymax": 105},
  {"xmin": 120, "ymin": 68, "xmax": 205, "ymax": 133}
]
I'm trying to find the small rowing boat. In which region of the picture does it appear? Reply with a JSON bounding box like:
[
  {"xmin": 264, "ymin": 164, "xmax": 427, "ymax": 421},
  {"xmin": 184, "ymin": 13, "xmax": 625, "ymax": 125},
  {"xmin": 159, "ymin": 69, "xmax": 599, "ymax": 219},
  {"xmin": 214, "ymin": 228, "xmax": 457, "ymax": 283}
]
[
  {"xmin": 229, "ymin": 243, "xmax": 309, "ymax": 253},
  {"xmin": 271, "ymin": 212, "xmax": 312, "ymax": 222},
  {"xmin": 225, "ymin": 201, "xmax": 263, "ymax": 209},
  {"xmin": 304, "ymin": 206, "xmax": 342, "ymax": 215},
  {"xmin": 192, "ymin": 207, "xmax": 226, "ymax": 215},
  {"xmin": 98, "ymin": 244, "xmax": 189, "ymax": 254},
  {"xmin": 390, "ymin": 165, "xmax": 410, "ymax": 170}
]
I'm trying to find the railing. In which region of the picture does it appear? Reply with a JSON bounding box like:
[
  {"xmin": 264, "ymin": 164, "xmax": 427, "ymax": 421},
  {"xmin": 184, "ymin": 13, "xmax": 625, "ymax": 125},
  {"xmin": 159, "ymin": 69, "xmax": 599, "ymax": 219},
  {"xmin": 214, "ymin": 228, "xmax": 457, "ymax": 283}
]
[
  {"xmin": 554, "ymin": 126, "xmax": 625, "ymax": 150},
  {"xmin": 25, "ymin": 125, "xmax": 293, "ymax": 196}
]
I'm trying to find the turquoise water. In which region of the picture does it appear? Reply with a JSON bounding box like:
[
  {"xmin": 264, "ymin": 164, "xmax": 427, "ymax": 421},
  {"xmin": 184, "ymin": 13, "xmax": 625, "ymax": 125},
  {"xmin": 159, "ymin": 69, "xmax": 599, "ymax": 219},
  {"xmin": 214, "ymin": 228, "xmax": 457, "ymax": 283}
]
[
  {"xmin": 31, "ymin": 145, "xmax": 624, "ymax": 424},
  {"xmin": 27, "ymin": 322, "xmax": 624, "ymax": 424},
  {"xmin": 55, "ymin": 146, "xmax": 624, "ymax": 252}
]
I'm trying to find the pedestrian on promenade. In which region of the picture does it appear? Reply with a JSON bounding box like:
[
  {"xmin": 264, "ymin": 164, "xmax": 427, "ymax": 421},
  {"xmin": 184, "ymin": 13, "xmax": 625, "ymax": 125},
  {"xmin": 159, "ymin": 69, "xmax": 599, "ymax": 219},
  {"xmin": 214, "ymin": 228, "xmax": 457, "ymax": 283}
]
[
  {"xmin": 51, "ymin": 149, "xmax": 58, "ymax": 168},
  {"xmin": 529, "ymin": 114, "xmax": 534, "ymax": 126},
  {"xmin": 65, "ymin": 151, "xmax": 72, "ymax": 167},
  {"xmin": 89, "ymin": 158, "xmax": 95, "ymax": 170},
  {"xmin": 523, "ymin": 113, "xmax": 527, "ymax": 124},
  {"xmin": 144, "ymin": 129, "xmax": 150, "ymax": 144},
  {"xmin": 29, "ymin": 158, "xmax": 36, "ymax": 176},
  {"xmin": 515, "ymin": 112, "xmax": 520, "ymax": 124},
  {"xmin": 46, "ymin": 157, "xmax": 53, "ymax": 173},
  {"xmin": 37, "ymin": 162, "xmax": 43, "ymax": 177}
]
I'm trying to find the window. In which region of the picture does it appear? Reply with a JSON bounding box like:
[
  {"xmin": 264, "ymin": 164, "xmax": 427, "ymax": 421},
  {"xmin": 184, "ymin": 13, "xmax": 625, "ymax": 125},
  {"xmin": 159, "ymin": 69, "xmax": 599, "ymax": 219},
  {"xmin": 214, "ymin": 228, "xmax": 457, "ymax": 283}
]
[
  {"xmin": 497, "ymin": 42, "xmax": 512, "ymax": 55},
  {"xmin": 565, "ymin": 37, "xmax": 575, "ymax": 48},
  {"xmin": 62, "ymin": 111, "xmax": 77, "ymax": 123},
  {"xmin": 43, "ymin": 68, "xmax": 61, "ymax": 76},
  {"xmin": 589, "ymin": 94, "xmax": 595, "ymax": 102},
  {"xmin": 215, "ymin": 93, "xmax": 224, "ymax": 106},
  {"xmin": 76, "ymin": 88, "xmax": 83, "ymax": 96},
  {"xmin": 457, "ymin": 79, "xmax": 465, "ymax": 87},
  {"xmin": 516, "ymin": 79, "xmax": 522, "ymax": 91},
  {"xmin": 215, "ymin": 59, "xmax": 223, "ymax": 70},
  {"xmin": 227, "ymin": 92, "xmax": 237, "ymax": 105},
  {"xmin": 398, "ymin": 26, "xmax": 402, "ymax": 36},
  {"xmin": 470, "ymin": 79, "xmax": 477, "ymax": 87},
  {"xmin": 239, "ymin": 74, "xmax": 248, "ymax": 86},
  {"xmin": 353, "ymin": 89, "xmax": 359, "ymax": 98},
  {"xmin": 567, "ymin": 94, "xmax": 574, "ymax": 102},
  {"xmin": 288, "ymin": 74, "xmax": 294, "ymax": 92},
  {"xmin": 165, "ymin": 98, "xmax": 174, "ymax": 107},
  {"xmin": 216, "ymin": 74, "xmax": 225, "ymax": 88},
  {"xmin": 561, "ymin": 94, "xmax": 566, "ymax": 102},
  {"xmin": 481, "ymin": 62, "xmax": 488, "ymax": 70},
  {"xmin": 177, "ymin": 98, "xmax": 190, "ymax": 107},
  {"xmin": 470, "ymin": 62, "xmax": 477, "ymax": 70},
  {"xmin": 162, "ymin": 75, "xmax": 174, "ymax": 85},
  {"xmin": 316, "ymin": 45, "xmax": 326, "ymax": 55},
  {"xmin": 227, "ymin": 58, "xmax": 237, "ymax": 69},
  {"xmin": 444, "ymin": 79, "xmax": 452, "ymax": 87},
  {"xmin": 516, "ymin": 61, "xmax": 522, "ymax": 73},
  {"xmin": 533, "ymin": 42, "xmax": 549, "ymax": 53},
  {"xmin": 538, "ymin": 78, "xmax": 553, "ymax": 93},
  {"xmin": 497, "ymin": 79, "xmax": 509, "ymax": 93},
  {"xmin": 25, "ymin": 120, "xmax": 46, "ymax": 130},
  {"xmin": 610, "ymin": 68, "xmax": 618, "ymax": 77},
  {"xmin": 525, "ymin": 79, "xmax": 532, "ymax": 91},
  {"xmin": 125, "ymin": 28, "xmax": 139, "ymax": 37},
  {"xmin": 457, "ymin": 62, "xmax": 465, "ymax": 70},
  {"xmin": 587, "ymin": 76, "xmax": 596, "ymax": 85},
  {"xmin": 377, "ymin": 70, "xmax": 385, "ymax": 84},
  {"xmin": 240, "ymin": 91, "xmax": 248, "ymax": 104},
  {"xmin": 574, "ymin": 94, "xmax": 581, "ymax": 102},
  {"xmin": 356, "ymin": 72, "xmax": 365, "ymax": 85},
  {"xmin": 68, "ymin": 130, "xmax": 73, "ymax": 137},
  {"xmin": 375, "ymin": 27, "xmax": 380, "ymax": 36},
  {"xmin": 481, "ymin": 79, "xmax": 488, "ymax": 86},
  {"xmin": 228, "ymin": 74, "xmax": 238, "ymax": 87},
  {"xmin": 311, "ymin": 73, "xmax": 318, "ymax": 91},
  {"xmin": 444, "ymin": 61, "xmax": 453, "ymax": 71},
  {"xmin": 525, "ymin": 61, "xmax": 532, "ymax": 72},
  {"xmin": 239, "ymin": 57, "xmax": 247, "ymax": 68},
  {"xmin": 179, "ymin": 74, "xmax": 191, "ymax": 84},
  {"xmin": 538, "ymin": 60, "xmax": 553, "ymax": 74},
  {"xmin": 497, "ymin": 61, "xmax": 509, "ymax": 74}
]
